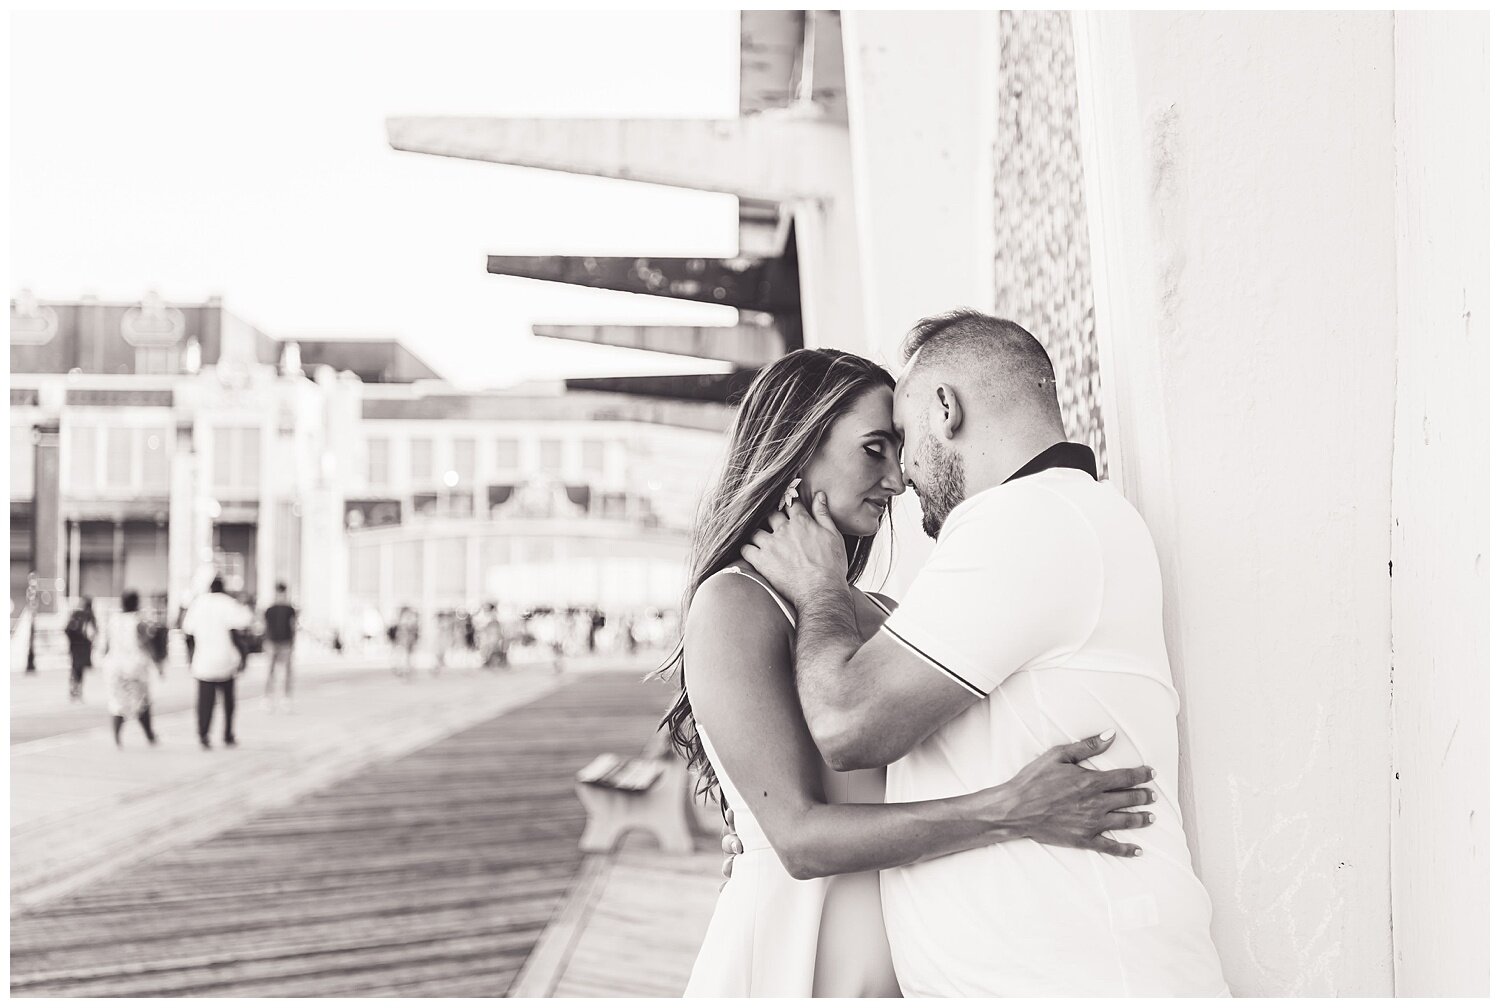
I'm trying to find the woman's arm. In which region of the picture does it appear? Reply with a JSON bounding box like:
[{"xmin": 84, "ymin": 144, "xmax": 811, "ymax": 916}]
[{"xmin": 687, "ymin": 575, "xmax": 1152, "ymax": 881}]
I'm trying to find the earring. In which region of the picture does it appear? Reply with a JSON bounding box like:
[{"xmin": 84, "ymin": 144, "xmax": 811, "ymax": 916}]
[{"xmin": 779, "ymin": 477, "xmax": 803, "ymax": 512}]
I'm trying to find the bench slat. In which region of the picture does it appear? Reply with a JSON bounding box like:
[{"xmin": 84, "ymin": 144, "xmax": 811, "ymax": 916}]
[
  {"xmin": 576, "ymin": 754, "xmax": 623, "ymax": 785},
  {"xmin": 576, "ymin": 755, "xmax": 664, "ymax": 793}
]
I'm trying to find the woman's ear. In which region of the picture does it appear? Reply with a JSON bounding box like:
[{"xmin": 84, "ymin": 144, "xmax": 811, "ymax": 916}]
[{"xmin": 934, "ymin": 384, "xmax": 964, "ymax": 439}]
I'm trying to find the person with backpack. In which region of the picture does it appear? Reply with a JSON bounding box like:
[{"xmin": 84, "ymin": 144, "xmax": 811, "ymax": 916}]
[{"xmin": 64, "ymin": 598, "xmax": 97, "ymax": 702}]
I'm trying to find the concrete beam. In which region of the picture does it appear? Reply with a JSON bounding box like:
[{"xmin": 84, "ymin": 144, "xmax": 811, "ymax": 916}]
[
  {"xmin": 387, "ymin": 112, "xmax": 850, "ymax": 202},
  {"xmin": 564, "ymin": 370, "xmax": 761, "ymax": 405},
  {"xmin": 487, "ymin": 254, "xmax": 800, "ymax": 314},
  {"xmin": 533, "ymin": 324, "xmax": 784, "ymax": 367}
]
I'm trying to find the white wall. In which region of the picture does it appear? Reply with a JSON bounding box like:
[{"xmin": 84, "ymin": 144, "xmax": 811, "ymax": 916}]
[
  {"xmin": 840, "ymin": 11, "xmax": 1001, "ymax": 595},
  {"xmin": 1390, "ymin": 12, "xmax": 1489, "ymax": 996},
  {"xmin": 1074, "ymin": 12, "xmax": 1403, "ymax": 995}
]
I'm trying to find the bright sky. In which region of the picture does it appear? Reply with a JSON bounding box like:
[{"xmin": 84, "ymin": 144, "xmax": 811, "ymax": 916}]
[{"xmin": 10, "ymin": 10, "xmax": 745, "ymax": 388}]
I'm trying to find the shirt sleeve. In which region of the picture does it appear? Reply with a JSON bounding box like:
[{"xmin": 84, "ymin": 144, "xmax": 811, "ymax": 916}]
[
  {"xmin": 879, "ymin": 485, "xmax": 1103, "ymax": 697},
  {"xmin": 181, "ymin": 602, "xmax": 199, "ymax": 637}
]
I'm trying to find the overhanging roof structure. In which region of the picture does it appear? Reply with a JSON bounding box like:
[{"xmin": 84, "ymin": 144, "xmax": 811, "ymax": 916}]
[{"xmin": 387, "ymin": 10, "xmax": 860, "ymax": 406}]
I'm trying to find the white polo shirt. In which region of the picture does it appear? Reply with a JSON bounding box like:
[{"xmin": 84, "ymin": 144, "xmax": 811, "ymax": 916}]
[{"xmin": 878, "ymin": 448, "xmax": 1228, "ymax": 996}]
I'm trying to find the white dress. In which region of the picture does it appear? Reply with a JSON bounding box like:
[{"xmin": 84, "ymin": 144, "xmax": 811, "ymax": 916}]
[
  {"xmin": 101, "ymin": 612, "xmax": 153, "ymax": 718},
  {"xmin": 683, "ymin": 567, "xmax": 901, "ymax": 997}
]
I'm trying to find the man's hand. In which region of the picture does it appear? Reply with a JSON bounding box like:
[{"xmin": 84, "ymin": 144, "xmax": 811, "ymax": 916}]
[
  {"xmin": 741, "ymin": 493, "xmax": 848, "ymax": 606},
  {"xmin": 988, "ymin": 730, "xmax": 1156, "ymax": 857}
]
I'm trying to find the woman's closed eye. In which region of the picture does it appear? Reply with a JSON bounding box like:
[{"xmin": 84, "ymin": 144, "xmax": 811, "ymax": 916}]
[{"xmin": 862, "ymin": 443, "xmax": 887, "ymax": 460}]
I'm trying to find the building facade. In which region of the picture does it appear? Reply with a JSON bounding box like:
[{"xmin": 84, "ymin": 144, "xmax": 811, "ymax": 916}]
[{"xmin": 10, "ymin": 293, "xmax": 729, "ymax": 641}]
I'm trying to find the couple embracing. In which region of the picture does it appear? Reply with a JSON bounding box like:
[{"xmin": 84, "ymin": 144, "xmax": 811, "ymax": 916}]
[{"xmin": 656, "ymin": 309, "xmax": 1228, "ymax": 997}]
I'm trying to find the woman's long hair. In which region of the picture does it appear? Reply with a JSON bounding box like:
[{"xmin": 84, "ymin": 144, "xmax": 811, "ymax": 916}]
[{"xmin": 655, "ymin": 348, "xmax": 896, "ymax": 816}]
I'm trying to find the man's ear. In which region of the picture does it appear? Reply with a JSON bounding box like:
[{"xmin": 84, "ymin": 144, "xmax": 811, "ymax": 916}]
[{"xmin": 934, "ymin": 384, "xmax": 964, "ymax": 440}]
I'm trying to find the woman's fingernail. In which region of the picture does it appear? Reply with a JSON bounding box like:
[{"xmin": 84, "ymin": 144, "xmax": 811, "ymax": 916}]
[
  {"xmin": 1145, "ymin": 812, "xmax": 1154, "ymax": 824},
  {"xmin": 1099, "ymin": 728, "xmax": 1116, "ymax": 744},
  {"xmin": 1132, "ymin": 847, "xmax": 1143, "ymax": 857}
]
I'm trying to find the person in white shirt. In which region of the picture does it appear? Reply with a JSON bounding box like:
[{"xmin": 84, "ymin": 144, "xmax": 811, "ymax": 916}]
[
  {"xmin": 182, "ymin": 576, "xmax": 251, "ymax": 750},
  {"xmin": 744, "ymin": 309, "xmax": 1228, "ymax": 996}
]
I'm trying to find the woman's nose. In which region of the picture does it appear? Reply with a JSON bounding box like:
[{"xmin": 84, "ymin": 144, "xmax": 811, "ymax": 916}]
[{"xmin": 883, "ymin": 456, "xmax": 907, "ymax": 495}]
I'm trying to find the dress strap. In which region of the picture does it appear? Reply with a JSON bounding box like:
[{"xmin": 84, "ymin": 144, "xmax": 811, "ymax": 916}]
[{"xmin": 708, "ymin": 566, "xmax": 796, "ymax": 626}]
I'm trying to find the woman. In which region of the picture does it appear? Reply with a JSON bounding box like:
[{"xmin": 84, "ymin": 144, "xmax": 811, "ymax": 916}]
[
  {"xmin": 661, "ymin": 350, "xmax": 1092, "ymax": 996},
  {"xmin": 101, "ymin": 590, "xmax": 158, "ymax": 747}
]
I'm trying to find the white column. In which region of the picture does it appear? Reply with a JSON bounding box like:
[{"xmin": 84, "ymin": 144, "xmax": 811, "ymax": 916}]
[
  {"xmin": 1389, "ymin": 12, "xmax": 1489, "ymax": 996},
  {"xmin": 840, "ymin": 11, "xmax": 1002, "ymax": 595},
  {"xmin": 841, "ymin": 11, "xmax": 1000, "ymax": 361}
]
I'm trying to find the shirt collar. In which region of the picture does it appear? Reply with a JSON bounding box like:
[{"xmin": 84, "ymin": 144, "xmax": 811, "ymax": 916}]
[{"xmin": 1003, "ymin": 441, "xmax": 1098, "ymax": 484}]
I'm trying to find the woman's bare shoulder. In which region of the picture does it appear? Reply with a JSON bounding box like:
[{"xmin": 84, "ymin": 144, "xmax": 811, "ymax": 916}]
[{"xmin": 687, "ymin": 567, "xmax": 789, "ymax": 638}]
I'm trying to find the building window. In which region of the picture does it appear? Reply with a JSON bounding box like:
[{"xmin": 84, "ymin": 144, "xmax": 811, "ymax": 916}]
[
  {"xmin": 366, "ymin": 437, "xmax": 389, "ymax": 486},
  {"xmin": 495, "ymin": 438, "xmax": 520, "ymax": 471},
  {"xmin": 581, "ymin": 440, "xmax": 606, "ymax": 473},
  {"xmin": 540, "ymin": 439, "xmax": 564, "ymax": 473},
  {"xmin": 135, "ymin": 346, "xmax": 180, "ymax": 375},
  {"xmin": 393, "ymin": 539, "xmax": 424, "ymax": 597},
  {"xmin": 105, "ymin": 427, "xmax": 134, "ymax": 488},
  {"xmin": 68, "ymin": 424, "xmax": 97, "ymax": 491},
  {"xmin": 452, "ymin": 438, "xmax": 476, "ymax": 484},
  {"xmin": 410, "ymin": 437, "xmax": 434, "ymax": 484},
  {"xmin": 141, "ymin": 430, "xmax": 170, "ymax": 492},
  {"xmin": 212, "ymin": 426, "xmax": 261, "ymax": 492},
  {"xmin": 434, "ymin": 538, "xmax": 467, "ymax": 596},
  {"xmin": 11, "ymin": 426, "xmax": 34, "ymax": 500},
  {"xmin": 446, "ymin": 490, "xmax": 474, "ymax": 518}
]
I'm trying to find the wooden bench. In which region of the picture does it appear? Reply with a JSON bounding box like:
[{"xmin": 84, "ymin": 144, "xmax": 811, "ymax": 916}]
[{"xmin": 574, "ymin": 752, "xmax": 696, "ymax": 855}]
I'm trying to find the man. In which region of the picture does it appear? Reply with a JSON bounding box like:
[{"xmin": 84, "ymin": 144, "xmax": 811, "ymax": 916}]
[
  {"xmin": 182, "ymin": 576, "xmax": 250, "ymax": 750},
  {"xmin": 262, "ymin": 582, "xmax": 297, "ymax": 712},
  {"xmin": 743, "ymin": 310, "xmax": 1227, "ymax": 996},
  {"xmin": 64, "ymin": 597, "xmax": 97, "ymax": 702}
]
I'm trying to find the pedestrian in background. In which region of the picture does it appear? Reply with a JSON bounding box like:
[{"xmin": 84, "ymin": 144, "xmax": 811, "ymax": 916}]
[
  {"xmin": 182, "ymin": 577, "xmax": 250, "ymax": 750},
  {"xmin": 262, "ymin": 582, "xmax": 297, "ymax": 712},
  {"xmin": 100, "ymin": 589, "xmax": 157, "ymax": 747},
  {"xmin": 145, "ymin": 604, "xmax": 170, "ymax": 678},
  {"xmin": 392, "ymin": 606, "xmax": 420, "ymax": 680},
  {"xmin": 63, "ymin": 597, "xmax": 96, "ymax": 702}
]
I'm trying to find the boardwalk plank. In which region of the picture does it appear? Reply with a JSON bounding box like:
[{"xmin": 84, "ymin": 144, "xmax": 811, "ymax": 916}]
[{"xmin": 10, "ymin": 670, "xmax": 676, "ymax": 998}]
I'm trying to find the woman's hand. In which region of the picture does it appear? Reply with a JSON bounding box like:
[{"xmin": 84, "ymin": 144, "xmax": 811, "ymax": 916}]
[
  {"xmin": 720, "ymin": 809, "xmax": 743, "ymax": 892},
  {"xmin": 717, "ymin": 730, "xmax": 1156, "ymax": 883},
  {"xmin": 980, "ymin": 731, "xmax": 1156, "ymax": 857}
]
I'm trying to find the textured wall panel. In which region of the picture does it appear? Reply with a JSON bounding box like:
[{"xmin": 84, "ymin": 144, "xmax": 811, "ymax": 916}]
[{"xmin": 994, "ymin": 12, "xmax": 1108, "ymax": 476}]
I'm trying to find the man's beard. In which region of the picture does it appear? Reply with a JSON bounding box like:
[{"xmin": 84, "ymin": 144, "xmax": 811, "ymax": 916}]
[{"xmin": 916, "ymin": 433, "xmax": 966, "ymax": 539}]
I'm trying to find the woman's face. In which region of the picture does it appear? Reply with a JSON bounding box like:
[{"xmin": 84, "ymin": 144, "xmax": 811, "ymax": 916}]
[{"xmin": 798, "ymin": 386, "xmax": 906, "ymax": 537}]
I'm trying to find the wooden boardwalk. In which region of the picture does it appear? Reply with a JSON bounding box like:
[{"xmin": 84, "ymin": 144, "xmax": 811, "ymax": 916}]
[{"xmin": 9, "ymin": 670, "xmax": 682, "ymax": 998}]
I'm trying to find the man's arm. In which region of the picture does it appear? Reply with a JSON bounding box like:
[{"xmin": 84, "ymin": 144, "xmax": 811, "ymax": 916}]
[
  {"xmin": 747, "ymin": 490, "xmax": 1099, "ymax": 770},
  {"xmin": 791, "ymin": 581, "xmax": 976, "ymax": 770}
]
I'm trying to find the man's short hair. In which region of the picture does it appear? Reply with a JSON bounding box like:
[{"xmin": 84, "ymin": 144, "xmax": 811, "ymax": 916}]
[
  {"xmin": 209, "ymin": 576, "xmax": 226, "ymax": 594},
  {"xmin": 900, "ymin": 308, "xmax": 1060, "ymax": 413},
  {"xmin": 275, "ymin": 581, "xmax": 287, "ymax": 593}
]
